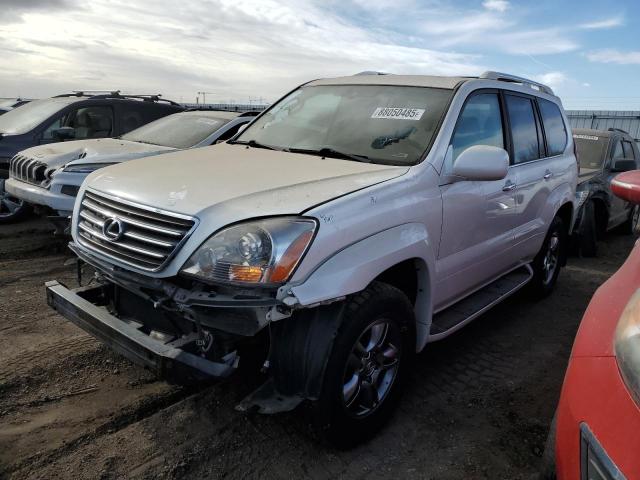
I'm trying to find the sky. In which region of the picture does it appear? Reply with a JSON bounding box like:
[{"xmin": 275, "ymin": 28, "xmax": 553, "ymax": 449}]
[{"xmin": 0, "ymin": 0, "xmax": 639, "ymax": 110}]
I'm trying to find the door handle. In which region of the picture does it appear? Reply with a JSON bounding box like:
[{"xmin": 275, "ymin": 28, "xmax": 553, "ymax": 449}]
[
  {"xmin": 543, "ymin": 170, "xmax": 553, "ymax": 180},
  {"xmin": 502, "ymin": 181, "xmax": 516, "ymax": 192}
]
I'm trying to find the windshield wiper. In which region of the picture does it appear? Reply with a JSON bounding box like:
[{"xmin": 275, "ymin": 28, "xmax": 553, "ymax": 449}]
[
  {"xmin": 232, "ymin": 139, "xmax": 284, "ymax": 151},
  {"xmin": 288, "ymin": 147, "xmax": 371, "ymax": 163}
]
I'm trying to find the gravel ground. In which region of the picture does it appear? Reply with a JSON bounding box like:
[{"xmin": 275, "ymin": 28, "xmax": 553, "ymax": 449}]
[{"xmin": 0, "ymin": 217, "xmax": 635, "ymax": 479}]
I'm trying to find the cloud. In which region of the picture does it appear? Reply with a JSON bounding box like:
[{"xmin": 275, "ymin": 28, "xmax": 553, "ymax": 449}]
[
  {"xmin": 534, "ymin": 72, "xmax": 568, "ymax": 90},
  {"xmin": 582, "ymin": 82, "xmax": 591, "ymax": 87},
  {"xmin": 579, "ymin": 16, "xmax": 623, "ymax": 30},
  {"xmin": 482, "ymin": 0, "xmax": 509, "ymax": 12},
  {"xmin": 0, "ymin": 0, "xmax": 78, "ymax": 23},
  {"xmin": 586, "ymin": 49, "xmax": 640, "ymax": 65}
]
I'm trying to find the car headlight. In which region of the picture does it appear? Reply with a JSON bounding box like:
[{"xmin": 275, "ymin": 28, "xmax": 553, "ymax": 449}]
[
  {"xmin": 63, "ymin": 162, "xmax": 117, "ymax": 173},
  {"xmin": 576, "ymin": 189, "xmax": 590, "ymax": 208},
  {"xmin": 181, "ymin": 217, "xmax": 317, "ymax": 286},
  {"xmin": 614, "ymin": 288, "xmax": 640, "ymax": 405}
]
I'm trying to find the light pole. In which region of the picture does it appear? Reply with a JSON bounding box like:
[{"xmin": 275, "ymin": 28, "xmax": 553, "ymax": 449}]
[{"xmin": 197, "ymin": 91, "xmax": 215, "ymax": 105}]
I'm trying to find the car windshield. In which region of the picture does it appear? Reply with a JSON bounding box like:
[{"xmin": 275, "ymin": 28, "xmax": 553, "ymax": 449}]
[
  {"xmin": 236, "ymin": 84, "xmax": 453, "ymax": 165},
  {"xmin": 0, "ymin": 98, "xmax": 71, "ymax": 135},
  {"xmin": 574, "ymin": 134, "xmax": 608, "ymax": 171},
  {"xmin": 121, "ymin": 113, "xmax": 227, "ymax": 149}
]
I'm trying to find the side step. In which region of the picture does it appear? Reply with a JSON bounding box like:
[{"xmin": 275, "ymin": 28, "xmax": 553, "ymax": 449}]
[{"xmin": 429, "ymin": 265, "xmax": 533, "ymax": 342}]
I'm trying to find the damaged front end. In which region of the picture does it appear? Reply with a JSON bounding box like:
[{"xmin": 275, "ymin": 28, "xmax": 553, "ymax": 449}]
[{"xmin": 47, "ymin": 242, "xmax": 291, "ymax": 384}]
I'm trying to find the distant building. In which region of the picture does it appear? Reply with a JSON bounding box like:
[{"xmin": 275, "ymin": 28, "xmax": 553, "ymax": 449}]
[
  {"xmin": 567, "ymin": 110, "xmax": 640, "ymax": 146},
  {"xmin": 182, "ymin": 103, "xmax": 268, "ymax": 112}
]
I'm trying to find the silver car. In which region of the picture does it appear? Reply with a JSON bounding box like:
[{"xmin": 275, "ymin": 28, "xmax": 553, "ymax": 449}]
[{"xmin": 5, "ymin": 110, "xmax": 257, "ymax": 223}]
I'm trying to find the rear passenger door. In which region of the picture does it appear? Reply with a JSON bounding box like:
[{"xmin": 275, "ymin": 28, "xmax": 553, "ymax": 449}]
[{"xmin": 507, "ymin": 94, "xmax": 568, "ymax": 261}]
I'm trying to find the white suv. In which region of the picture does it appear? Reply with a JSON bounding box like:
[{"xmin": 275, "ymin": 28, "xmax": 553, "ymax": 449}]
[{"xmin": 47, "ymin": 71, "xmax": 578, "ymax": 446}]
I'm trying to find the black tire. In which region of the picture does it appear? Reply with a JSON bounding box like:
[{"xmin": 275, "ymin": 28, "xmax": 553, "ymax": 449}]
[
  {"xmin": 310, "ymin": 281, "xmax": 415, "ymax": 448},
  {"xmin": 620, "ymin": 204, "xmax": 640, "ymax": 236},
  {"xmin": 529, "ymin": 216, "xmax": 566, "ymax": 298},
  {"xmin": 579, "ymin": 200, "xmax": 598, "ymax": 257},
  {"xmin": 0, "ymin": 179, "xmax": 31, "ymax": 224},
  {"xmin": 540, "ymin": 411, "xmax": 557, "ymax": 479}
]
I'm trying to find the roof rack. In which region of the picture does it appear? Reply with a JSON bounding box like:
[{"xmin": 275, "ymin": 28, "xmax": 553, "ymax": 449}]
[
  {"xmin": 53, "ymin": 91, "xmax": 181, "ymax": 106},
  {"xmin": 608, "ymin": 127, "xmax": 630, "ymax": 134},
  {"xmin": 353, "ymin": 71, "xmax": 389, "ymax": 76},
  {"xmin": 479, "ymin": 71, "xmax": 555, "ymax": 96}
]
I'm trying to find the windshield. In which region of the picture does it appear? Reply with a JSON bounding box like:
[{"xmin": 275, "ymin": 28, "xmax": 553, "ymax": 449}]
[
  {"xmin": 0, "ymin": 98, "xmax": 70, "ymax": 135},
  {"xmin": 121, "ymin": 113, "xmax": 226, "ymax": 148},
  {"xmin": 573, "ymin": 134, "xmax": 608, "ymax": 171},
  {"xmin": 236, "ymin": 84, "xmax": 453, "ymax": 165}
]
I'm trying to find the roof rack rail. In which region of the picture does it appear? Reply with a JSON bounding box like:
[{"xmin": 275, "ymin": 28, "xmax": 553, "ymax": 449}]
[
  {"xmin": 353, "ymin": 71, "xmax": 389, "ymax": 76},
  {"xmin": 608, "ymin": 127, "xmax": 630, "ymax": 134},
  {"xmin": 479, "ymin": 71, "xmax": 555, "ymax": 96},
  {"xmin": 53, "ymin": 92, "xmax": 181, "ymax": 106}
]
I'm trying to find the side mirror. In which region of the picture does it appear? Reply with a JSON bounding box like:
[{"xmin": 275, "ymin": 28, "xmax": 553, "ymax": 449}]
[
  {"xmin": 237, "ymin": 124, "xmax": 248, "ymax": 134},
  {"xmin": 611, "ymin": 170, "xmax": 640, "ymax": 204},
  {"xmin": 611, "ymin": 159, "xmax": 637, "ymax": 173},
  {"xmin": 52, "ymin": 126, "xmax": 75, "ymax": 141},
  {"xmin": 452, "ymin": 145, "xmax": 509, "ymax": 181}
]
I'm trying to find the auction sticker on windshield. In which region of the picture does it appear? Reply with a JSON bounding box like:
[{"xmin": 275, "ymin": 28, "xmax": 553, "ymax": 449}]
[{"xmin": 371, "ymin": 107, "xmax": 425, "ymax": 121}]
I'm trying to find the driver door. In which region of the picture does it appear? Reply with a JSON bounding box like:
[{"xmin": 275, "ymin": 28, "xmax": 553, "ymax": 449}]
[{"xmin": 434, "ymin": 91, "xmax": 518, "ymax": 311}]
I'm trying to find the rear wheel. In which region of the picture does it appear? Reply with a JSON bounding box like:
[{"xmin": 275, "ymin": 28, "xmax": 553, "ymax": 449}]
[
  {"xmin": 311, "ymin": 282, "xmax": 415, "ymax": 448},
  {"xmin": 579, "ymin": 200, "xmax": 598, "ymax": 257},
  {"xmin": 529, "ymin": 216, "xmax": 565, "ymax": 298},
  {"xmin": 0, "ymin": 179, "xmax": 31, "ymax": 224}
]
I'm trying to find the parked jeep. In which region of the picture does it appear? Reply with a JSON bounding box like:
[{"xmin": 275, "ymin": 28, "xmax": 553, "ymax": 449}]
[
  {"xmin": 4, "ymin": 110, "xmax": 258, "ymax": 230},
  {"xmin": 573, "ymin": 128, "xmax": 640, "ymax": 256},
  {"xmin": 0, "ymin": 92, "xmax": 183, "ymax": 223},
  {"xmin": 47, "ymin": 72, "xmax": 577, "ymax": 446}
]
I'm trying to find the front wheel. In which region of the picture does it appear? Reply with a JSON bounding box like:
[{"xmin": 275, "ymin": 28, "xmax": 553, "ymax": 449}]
[
  {"xmin": 529, "ymin": 216, "xmax": 566, "ymax": 298},
  {"xmin": 0, "ymin": 179, "xmax": 31, "ymax": 224},
  {"xmin": 311, "ymin": 282, "xmax": 415, "ymax": 448},
  {"xmin": 620, "ymin": 204, "xmax": 640, "ymax": 235}
]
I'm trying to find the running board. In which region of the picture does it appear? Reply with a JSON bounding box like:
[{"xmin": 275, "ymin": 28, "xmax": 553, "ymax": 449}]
[{"xmin": 428, "ymin": 265, "xmax": 533, "ymax": 342}]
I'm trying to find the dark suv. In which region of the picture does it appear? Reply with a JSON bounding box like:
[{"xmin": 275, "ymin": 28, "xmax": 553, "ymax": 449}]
[
  {"xmin": 573, "ymin": 128, "xmax": 640, "ymax": 256},
  {"xmin": 0, "ymin": 92, "xmax": 183, "ymax": 222}
]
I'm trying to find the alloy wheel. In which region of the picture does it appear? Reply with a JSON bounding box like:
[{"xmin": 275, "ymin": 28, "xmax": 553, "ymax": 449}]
[{"xmin": 342, "ymin": 318, "xmax": 402, "ymax": 417}]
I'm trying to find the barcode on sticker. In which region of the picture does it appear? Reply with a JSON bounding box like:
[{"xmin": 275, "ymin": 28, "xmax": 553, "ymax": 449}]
[{"xmin": 371, "ymin": 107, "xmax": 425, "ymax": 121}]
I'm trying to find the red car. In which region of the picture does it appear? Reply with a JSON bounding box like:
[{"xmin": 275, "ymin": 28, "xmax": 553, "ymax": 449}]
[{"xmin": 544, "ymin": 170, "xmax": 640, "ymax": 479}]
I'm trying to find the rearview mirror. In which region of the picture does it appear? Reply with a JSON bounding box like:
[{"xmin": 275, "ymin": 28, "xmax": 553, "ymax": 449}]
[
  {"xmin": 611, "ymin": 170, "xmax": 640, "ymax": 204},
  {"xmin": 611, "ymin": 159, "xmax": 637, "ymax": 173},
  {"xmin": 452, "ymin": 145, "xmax": 509, "ymax": 181},
  {"xmin": 52, "ymin": 126, "xmax": 75, "ymax": 141}
]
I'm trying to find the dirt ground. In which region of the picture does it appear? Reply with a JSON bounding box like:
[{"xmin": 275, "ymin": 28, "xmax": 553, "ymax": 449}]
[{"xmin": 0, "ymin": 216, "xmax": 635, "ymax": 480}]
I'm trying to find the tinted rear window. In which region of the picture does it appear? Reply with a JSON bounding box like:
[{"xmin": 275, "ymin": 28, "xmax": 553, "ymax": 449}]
[
  {"xmin": 538, "ymin": 99, "xmax": 567, "ymax": 156},
  {"xmin": 505, "ymin": 95, "xmax": 541, "ymax": 164}
]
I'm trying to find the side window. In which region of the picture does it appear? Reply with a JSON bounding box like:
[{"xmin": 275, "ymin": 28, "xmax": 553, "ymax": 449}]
[
  {"xmin": 505, "ymin": 95, "xmax": 542, "ymax": 164},
  {"xmin": 215, "ymin": 122, "xmax": 247, "ymax": 143},
  {"xmin": 450, "ymin": 93, "xmax": 504, "ymax": 163},
  {"xmin": 69, "ymin": 106, "xmax": 114, "ymax": 139},
  {"xmin": 623, "ymin": 140, "xmax": 636, "ymax": 160},
  {"xmin": 538, "ymin": 99, "xmax": 567, "ymax": 156},
  {"xmin": 42, "ymin": 111, "xmax": 72, "ymax": 140},
  {"xmin": 612, "ymin": 139, "xmax": 625, "ymax": 160}
]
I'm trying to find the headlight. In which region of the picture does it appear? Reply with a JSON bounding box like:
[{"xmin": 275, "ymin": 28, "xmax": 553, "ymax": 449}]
[
  {"xmin": 63, "ymin": 162, "xmax": 117, "ymax": 173},
  {"xmin": 181, "ymin": 217, "xmax": 317, "ymax": 286},
  {"xmin": 614, "ymin": 288, "xmax": 640, "ymax": 405},
  {"xmin": 576, "ymin": 189, "xmax": 590, "ymax": 208}
]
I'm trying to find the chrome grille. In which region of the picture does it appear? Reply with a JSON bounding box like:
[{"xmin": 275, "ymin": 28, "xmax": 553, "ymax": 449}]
[
  {"xmin": 76, "ymin": 189, "xmax": 197, "ymax": 271},
  {"xmin": 9, "ymin": 154, "xmax": 47, "ymax": 185}
]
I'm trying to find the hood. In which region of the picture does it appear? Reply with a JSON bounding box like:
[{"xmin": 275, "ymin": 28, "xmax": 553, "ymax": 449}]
[
  {"xmin": 18, "ymin": 138, "xmax": 176, "ymax": 170},
  {"xmin": 85, "ymin": 143, "xmax": 409, "ymax": 216}
]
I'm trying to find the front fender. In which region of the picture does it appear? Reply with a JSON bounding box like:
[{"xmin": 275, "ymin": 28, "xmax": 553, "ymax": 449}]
[{"xmin": 289, "ymin": 223, "xmax": 435, "ymax": 350}]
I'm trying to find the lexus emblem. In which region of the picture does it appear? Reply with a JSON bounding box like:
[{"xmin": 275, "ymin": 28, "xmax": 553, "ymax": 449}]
[{"xmin": 102, "ymin": 217, "xmax": 125, "ymax": 241}]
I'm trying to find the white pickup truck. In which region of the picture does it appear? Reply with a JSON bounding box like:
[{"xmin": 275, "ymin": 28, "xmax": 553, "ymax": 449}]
[{"xmin": 47, "ymin": 71, "xmax": 578, "ymax": 446}]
